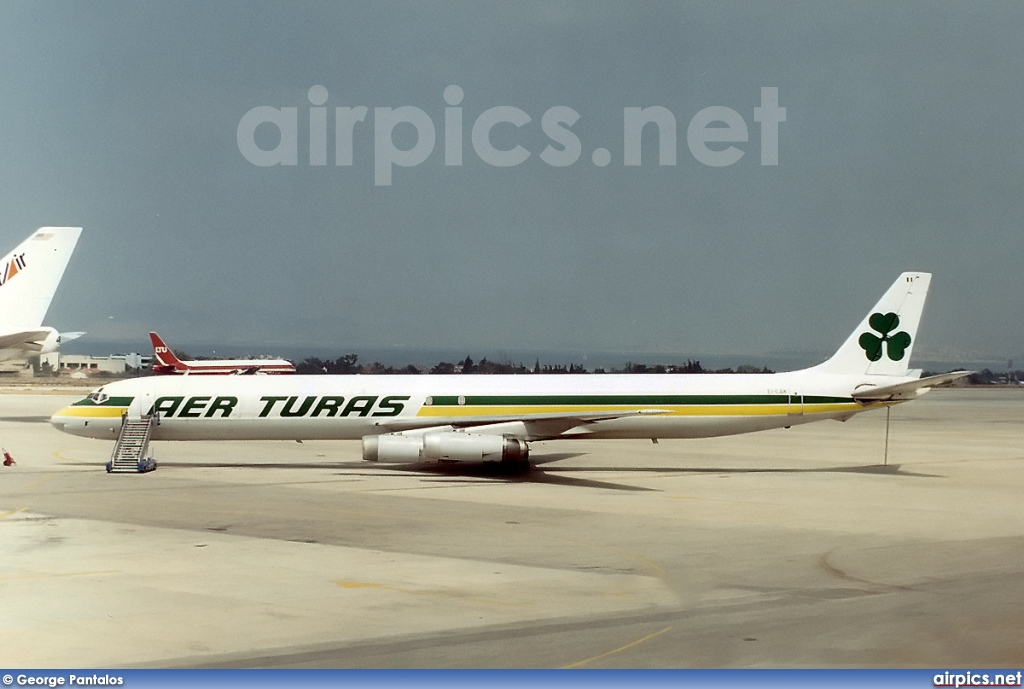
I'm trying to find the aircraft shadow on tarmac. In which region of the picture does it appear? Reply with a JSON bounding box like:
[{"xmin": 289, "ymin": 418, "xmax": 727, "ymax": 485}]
[
  {"xmin": 61, "ymin": 452, "xmax": 940, "ymax": 492},
  {"xmin": 199, "ymin": 453, "xmax": 942, "ymax": 486},
  {"xmin": 380, "ymin": 453, "xmax": 660, "ymax": 491},
  {"xmin": 535, "ymin": 461, "xmax": 941, "ymax": 479},
  {"xmin": 370, "ymin": 454, "xmax": 942, "ymax": 488}
]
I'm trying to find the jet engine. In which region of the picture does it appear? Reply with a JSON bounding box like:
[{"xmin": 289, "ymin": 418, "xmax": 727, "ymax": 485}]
[{"xmin": 362, "ymin": 432, "xmax": 529, "ymax": 464}]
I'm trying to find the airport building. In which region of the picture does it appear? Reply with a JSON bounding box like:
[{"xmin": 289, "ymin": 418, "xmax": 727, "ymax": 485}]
[{"xmin": 31, "ymin": 352, "xmax": 151, "ymax": 378}]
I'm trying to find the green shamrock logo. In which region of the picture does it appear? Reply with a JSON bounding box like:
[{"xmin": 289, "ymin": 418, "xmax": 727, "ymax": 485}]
[{"xmin": 859, "ymin": 312, "xmax": 912, "ymax": 362}]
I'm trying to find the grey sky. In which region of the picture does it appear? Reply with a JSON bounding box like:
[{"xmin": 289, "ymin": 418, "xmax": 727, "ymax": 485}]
[{"xmin": 2, "ymin": 1, "xmax": 1021, "ymax": 364}]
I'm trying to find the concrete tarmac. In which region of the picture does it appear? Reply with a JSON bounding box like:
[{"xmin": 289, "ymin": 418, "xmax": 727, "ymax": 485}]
[{"xmin": 1, "ymin": 386, "xmax": 1022, "ymax": 668}]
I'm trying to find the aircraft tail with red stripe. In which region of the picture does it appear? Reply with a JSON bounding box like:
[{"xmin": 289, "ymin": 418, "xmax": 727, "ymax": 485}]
[{"xmin": 149, "ymin": 331, "xmax": 186, "ymax": 372}]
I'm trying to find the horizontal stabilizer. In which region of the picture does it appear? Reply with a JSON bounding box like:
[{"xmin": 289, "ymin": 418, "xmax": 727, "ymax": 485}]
[
  {"xmin": 0, "ymin": 329, "xmax": 51, "ymax": 351},
  {"xmin": 852, "ymin": 371, "xmax": 972, "ymax": 401}
]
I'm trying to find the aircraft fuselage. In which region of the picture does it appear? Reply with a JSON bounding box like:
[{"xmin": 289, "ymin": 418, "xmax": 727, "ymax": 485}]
[{"xmin": 50, "ymin": 371, "xmax": 889, "ymax": 442}]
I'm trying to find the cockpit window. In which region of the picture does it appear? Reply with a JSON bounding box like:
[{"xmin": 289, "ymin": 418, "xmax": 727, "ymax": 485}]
[{"xmin": 86, "ymin": 389, "xmax": 109, "ymax": 404}]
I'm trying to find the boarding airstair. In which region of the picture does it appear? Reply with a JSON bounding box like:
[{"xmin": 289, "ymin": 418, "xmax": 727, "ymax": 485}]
[{"xmin": 107, "ymin": 413, "xmax": 158, "ymax": 473}]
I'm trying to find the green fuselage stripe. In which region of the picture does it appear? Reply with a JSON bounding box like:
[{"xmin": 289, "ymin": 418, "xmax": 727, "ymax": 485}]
[
  {"xmin": 71, "ymin": 397, "xmax": 134, "ymax": 407},
  {"xmin": 425, "ymin": 394, "xmax": 851, "ymax": 407}
]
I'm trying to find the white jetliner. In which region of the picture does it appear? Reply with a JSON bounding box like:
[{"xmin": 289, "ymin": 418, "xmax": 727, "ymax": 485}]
[
  {"xmin": 149, "ymin": 331, "xmax": 295, "ymax": 375},
  {"xmin": 0, "ymin": 227, "xmax": 84, "ymax": 362},
  {"xmin": 51, "ymin": 273, "xmax": 968, "ymax": 468}
]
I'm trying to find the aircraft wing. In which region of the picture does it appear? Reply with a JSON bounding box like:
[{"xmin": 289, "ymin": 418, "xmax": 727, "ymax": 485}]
[
  {"xmin": 0, "ymin": 329, "xmax": 52, "ymax": 351},
  {"xmin": 852, "ymin": 371, "xmax": 973, "ymax": 401},
  {"xmin": 373, "ymin": 408, "xmax": 671, "ymax": 440},
  {"xmin": 232, "ymin": 367, "xmax": 262, "ymax": 375}
]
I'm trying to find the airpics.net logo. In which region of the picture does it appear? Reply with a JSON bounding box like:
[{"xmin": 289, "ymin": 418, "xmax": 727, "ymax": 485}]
[{"xmin": 236, "ymin": 85, "xmax": 786, "ymax": 186}]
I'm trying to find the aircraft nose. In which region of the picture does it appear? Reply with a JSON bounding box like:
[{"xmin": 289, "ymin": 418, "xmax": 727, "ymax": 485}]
[{"xmin": 50, "ymin": 408, "xmax": 72, "ymax": 433}]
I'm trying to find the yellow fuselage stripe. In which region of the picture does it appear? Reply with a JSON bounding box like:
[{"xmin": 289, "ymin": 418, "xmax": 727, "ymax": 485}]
[
  {"xmin": 416, "ymin": 403, "xmax": 863, "ymax": 418},
  {"xmin": 52, "ymin": 407, "xmax": 128, "ymax": 418}
]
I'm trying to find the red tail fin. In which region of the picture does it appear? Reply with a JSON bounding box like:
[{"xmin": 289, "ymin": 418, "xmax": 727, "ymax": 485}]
[{"xmin": 149, "ymin": 332, "xmax": 186, "ymax": 369}]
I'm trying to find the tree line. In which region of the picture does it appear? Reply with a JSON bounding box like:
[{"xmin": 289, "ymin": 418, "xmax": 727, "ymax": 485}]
[{"xmin": 293, "ymin": 354, "xmax": 775, "ymax": 375}]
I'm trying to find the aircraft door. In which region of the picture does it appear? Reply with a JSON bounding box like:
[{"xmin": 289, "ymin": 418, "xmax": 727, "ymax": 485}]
[
  {"xmin": 128, "ymin": 390, "xmax": 155, "ymax": 421},
  {"xmin": 787, "ymin": 389, "xmax": 803, "ymax": 416}
]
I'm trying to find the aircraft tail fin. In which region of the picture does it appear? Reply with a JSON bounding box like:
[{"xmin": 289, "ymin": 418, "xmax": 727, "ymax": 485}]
[
  {"xmin": 810, "ymin": 272, "xmax": 931, "ymax": 377},
  {"xmin": 149, "ymin": 331, "xmax": 185, "ymax": 369},
  {"xmin": 0, "ymin": 227, "xmax": 82, "ymax": 329}
]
